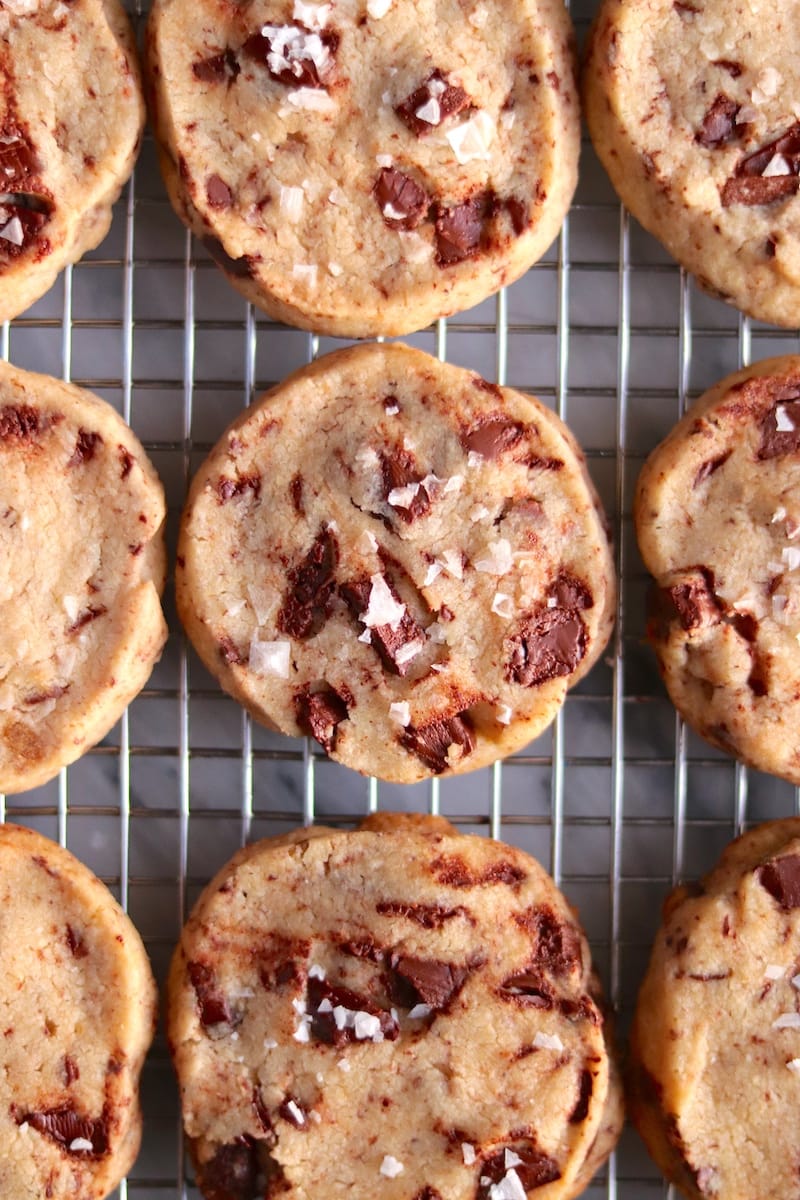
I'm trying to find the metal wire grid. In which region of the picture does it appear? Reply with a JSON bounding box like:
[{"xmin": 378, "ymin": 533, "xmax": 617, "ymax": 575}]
[{"xmin": 4, "ymin": 0, "xmax": 800, "ymax": 1194}]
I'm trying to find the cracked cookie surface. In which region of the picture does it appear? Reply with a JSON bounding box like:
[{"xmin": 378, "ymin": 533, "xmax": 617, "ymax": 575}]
[
  {"xmin": 584, "ymin": 0, "xmax": 800, "ymax": 326},
  {"xmin": 0, "ymin": 0, "xmax": 144, "ymax": 323},
  {"xmin": 0, "ymin": 361, "xmax": 167, "ymax": 794},
  {"xmin": 0, "ymin": 822, "xmax": 157, "ymax": 1199},
  {"xmin": 168, "ymin": 814, "xmax": 623, "ymax": 1200},
  {"xmin": 630, "ymin": 819, "xmax": 800, "ymax": 1200},
  {"xmin": 635, "ymin": 354, "xmax": 800, "ymax": 784},
  {"xmin": 176, "ymin": 343, "xmax": 614, "ymax": 783},
  {"xmin": 145, "ymin": 0, "xmax": 578, "ymax": 336}
]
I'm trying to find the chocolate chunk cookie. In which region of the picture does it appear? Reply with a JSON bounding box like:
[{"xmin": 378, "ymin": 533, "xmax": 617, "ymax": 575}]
[
  {"xmin": 145, "ymin": 0, "xmax": 579, "ymax": 336},
  {"xmin": 584, "ymin": 0, "xmax": 800, "ymax": 326},
  {"xmin": 0, "ymin": 823, "xmax": 157, "ymax": 1199},
  {"xmin": 176, "ymin": 343, "xmax": 614, "ymax": 783},
  {"xmin": 0, "ymin": 0, "xmax": 145, "ymax": 323},
  {"xmin": 0, "ymin": 361, "xmax": 167, "ymax": 794},
  {"xmin": 635, "ymin": 354, "xmax": 800, "ymax": 784},
  {"xmin": 629, "ymin": 818, "xmax": 800, "ymax": 1200},
  {"xmin": 168, "ymin": 814, "xmax": 623, "ymax": 1200}
]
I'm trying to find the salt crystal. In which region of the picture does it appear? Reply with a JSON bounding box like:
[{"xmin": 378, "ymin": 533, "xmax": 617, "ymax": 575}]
[
  {"xmin": 292, "ymin": 263, "xmax": 318, "ymax": 288},
  {"xmin": 249, "ymin": 637, "xmax": 291, "ymax": 678},
  {"xmin": 280, "ymin": 185, "xmax": 305, "ymax": 222},
  {"xmin": 337, "ymin": 1058, "xmax": 351, "ymax": 1071},
  {"xmin": 765, "ymin": 964, "xmax": 785, "ymax": 980},
  {"xmin": 491, "ymin": 592, "xmax": 514, "ymax": 619},
  {"xmin": 317, "ymin": 998, "xmax": 333, "ymax": 1013},
  {"xmin": 467, "ymin": 450, "xmax": 484, "ymax": 468},
  {"xmin": 69, "ymin": 1138, "xmax": 94, "ymax": 1153},
  {"xmin": 415, "ymin": 96, "xmax": 441, "ymax": 125},
  {"xmin": 777, "ymin": 405, "xmax": 796, "ymax": 431},
  {"xmin": 354, "ymin": 1011, "xmax": 382, "ymax": 1039},
  {"xmin": 439, "ymin": 549, "xmax": 464, "ymax": 579},
  {"xmin": 328, "ymin": 187, "xmax": 347, "ymax": 205},
  {"xmin": 358, "ymin": 628, "xmax": 372, "ymax": 644},
  {"xmin": 286, "ymin": 1100, "xmax": 305, "ymax": 1125},
  {"xmin": 489, "ymin": 1169, "xmax": 527, "ymax": 1200},
  {"xmin": 394, "ymin": 638, "xmax": 424, "ymax": 667},
  {"xmin": 292, "ymin": 0, "xmax": 331, "ymax": 28},
  {"xmin": 462, "ymin": 1143, "xmax": 476, "ymax": 1165},
  {"xmin": 773, "ymin": 1012, "xmax": 800, "ymax": 1029},
  {"xmin": 264, "ymin": 1038, "xmax": 278, "ymax": 1048},
  {"xmin": 533, "ymin": 1031, "xmax": 564, "ymax": 1052},
  {"xmin": 63, "ymin": 594, "xmax": 80, "ymax": 621},
  {"xmin": 470, "ymin": 504, "xmax": 490, "ymax": 521},
  {"xmin": 782, "ymin": 546, "xmax": 800, "ymax": 571},
  {"xmin": 443, "ymin": 474, "xmax": 464, "ymax": 493},
  {"xmin": 308, "ymin": 963, "xmax": 326, "ymax": 980},
  {"xmin": 389, "ymin": 701, "xmax": 411, "ymax": 726},
  {"xmin": 407, "ymin": 1003, "xmax": 431, "ymax": 1019},
  {"xmin": 763, "ymin": 154, "xmax": 792, "ymax": 178},
  {"xmin": 420, "ymin": 473, "xmax": 442, "ymax": 495},
  {"xmin": 496, "ymin": 704, "xmax": 512, "ymax": 725},
  {"xmin": 787, "ymin": 1058, "xmax": 800, "ymax": 1075},
  {"xmin": 287, "ymin": 87, "xmax": 336, "ymax": 112},
  {"xmin": 504, "ymin": 1150, "xmax": 523, "ymax": 1169},
  {"xmin": 500, "ymin": 110, "xmax": 516, "ymax": 131},
  {"xmin": 359, "ymin": 529, "xmax": 379, "ymax": 554},
  {"xmin": 423, "ymin": 561, "xmax": 443, "ymax": 586},
  {"xmin": 328, "ymin": 261, "xmax": 344, "ymax": 276},
  {"xmin": 383, "ymin": 201, "xmax": 408, "ymax": 221},
  {"xmin": 0, "ymin": 216, "xmax": 23, "ymax": 246},
  {"xmin": 360, "ymin": 574, "xmax": 405, "ymax": 630},
  {"xmin": 446, "ymin": 110, "xmax": 495, "ymax": 164},
  {"xmin": 367, "ymin": 0, "xmax": 392, "ymax": 16},
  {"xmin": 474, "ymin": 538, "xmax": 513, "ymax": 576},
  {"xmin": 380, "ymin": 1156, "xmax": 404, "ymax": 1178},
  {"xmin": 388, "ymin": 482, "xmax": 421, "ymax": 507}
]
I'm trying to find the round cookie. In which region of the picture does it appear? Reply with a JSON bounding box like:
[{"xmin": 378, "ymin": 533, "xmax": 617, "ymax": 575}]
[
  {"xmin": 0, "ymin": 822, "xmax": 157, "ymax": 1199},
  {"xmin": 629, "ymin": 818, "xmax": 800, "ymax": 1200},
  {"xmin": 145, "ymin": 0, "xmax": 579, "ymax": 337},
  {"xmin": 176, "ymin": 343, "xmax": 615, "ymax": 784},
  {"xmin": 584, "ymin": 0, "xmax": 800, "ymax": 327},
  {"xmin": 0, "ymin": 360, "xmax": 167, "ymax": 794},
  {"xmin": 635, "ymin": 354, "xmax": 800, "ymax": 784},
  {"xmin": 0, "ymin": 0, "xmax": 145, "ymax": 323},
  {"xmin": 168, "ymin": 815, "xmax": 624, "ymax": 1200}
]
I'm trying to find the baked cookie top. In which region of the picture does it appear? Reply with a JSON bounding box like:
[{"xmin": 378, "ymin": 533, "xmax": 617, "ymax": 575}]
[
  {"xmin": 168, "ymin": 816, "xmax": 623, "ymax": 1200},
  {"xmin": 0, "ymin": 822, "xmax": 157, "ymax": 1200},
  {"xmin": 0, "ymin": 0, "xmax": 144, "ymax": 322},
  {"xmin": 0, "ymin": 361, "xmax": 167, "ymax": 793},
  {"xmin": 635, "ymin": 355, "xmax": 800, "ymax": 784},
  {"xmin": 584, "ymin": 0, "xmax": 800, "ymax": 327},
  {"xmin": 145, "ymin": 0, "xmax": 578, "ymax": 336},
  {"xmin": 631, "ymin": 819, "xmax": 800, "ymax": 1200},
  {"xmin": 176, "ymin": 343, "xmax": 614, "ymax": 783}
]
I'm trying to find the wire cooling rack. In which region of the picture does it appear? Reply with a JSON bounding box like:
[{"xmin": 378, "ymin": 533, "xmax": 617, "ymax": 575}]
[{"xmin": 5, "ymin": 0, "xmax": 800, "ymax": 1195}]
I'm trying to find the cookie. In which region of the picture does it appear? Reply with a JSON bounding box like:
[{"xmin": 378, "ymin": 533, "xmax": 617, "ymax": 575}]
[
  {"xmin": 167, "ymin": 814, "xmax": 624, "ymax": 1200},
  {"xmin": 144, "ymin": 0, "xmax": 579, "ymax": 337},
  {"xmin": 628, "ymin": 818, "xmax": 800, "ymax": 1200},
  {"xmin": 584, "ymin": 0, "xmax": 800, "ymax": 327},
  {"xmin": 635, "ymin": 354, "xmax": 800, "ymax": 784},
  {"xmin": 0, "ymin": 360, "xmax": 167, "ymax": 794},
  {"xmin": 176, "ymin": 343, "xmax": 615, "ymax": 784},
  {"xmin": 0, "ymin": 0, "xmax": 145, "ymax": 323},
  {"xmin": 0, "ymin": 822, "xmax": 157, "ymax": 1199}
]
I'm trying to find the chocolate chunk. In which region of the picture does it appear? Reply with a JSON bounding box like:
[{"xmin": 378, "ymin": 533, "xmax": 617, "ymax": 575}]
[
  {"xmin": 219, "ymin": 635, "xmax": 245, "ymax": 665},
  {"xmin": 395, "ymin": 70, "xmax": 469, "ymax": 135},
  {"xmin": 414, "ymin": 1190, "xmax": 443, "ymax": 1200},
  {"xmin": 0, "ymin": 199, "xmax": 50, "ymax": 259},
  {"xmin": 569, "ymin": 1069, "xmax": 594, "ymax": 1124},
  {"xmin": 289, "ymin": 473, "xmax": 304, "ymax": 515},
  {"xmin": 258, "ymin": 935, "xmax": 309, "ymax": 989},
  {"xmin": 504, "ymin": 196, "xmax": 529, "ymax": 235},
  {"xmin": 306, "ymin": 976, "xmax": 399, "ymax": 1045},
  {"xmin": 696, "ymin": 94, "xmax": 740, "ymax": 147},
  {"xmin": 758, "ymin": 855, "xmax": 800, "ymax": 909},
  {"xmin": 432, "ymin": 854, "xmax": 526, "ymax": 887},
  {"xmin": 389, "ymin": 955, "xmax": 470, "ymax": 1010},
  {"xmin": 18, "ymin": 1106, "xmax": 109, "ymax": 1156},
  {"xmin": 242, "ymin": 27, "xmax": 338, "ymax": 88},
  {"xmin": 202, "ymin": 235, "xmax": 255, "ymax": 279},
  {"xmin": 207, "ymin": 174, "xmax": 233, "ymax": 209},
  {"xmin": 498, "ymin": 972, "xmax": 554, "ymax": 1007},
  {"xmin": 215, "ymin": 472, "xmax": 261, "ymax": 502},
  {"xmin": 278, "ymin": 1096, "xmax": 307, "ymax": 1128},
  {"xmin": 477, "ymin": 1143, "xmax": 561, "ymax": 1197},
  {"xmin": 340, "ymin": 575, "xmax": 426, "ymax": 677},
  {"xmin": 67, "ymin": 429, "xmax": 103, "ymax": 467},
  {"xmin": 373, "ymin": 167, "xmax": 428, "ymax": 230},
  {"xmin": 547, "ymin": 573, "xmax": 593, "ymax": 612},
  {"xmin": 66, "ymin": 925, "xmax": 88, "ymax": 959},
  {"xmin": 295, "ymin": 685, "xmax": 349, "ymax": 752},
  {"xmin": 714, "ymin": 59, "xmax": 743, "ymax": 77},
  {"xmin": 722, "ymin": 123, "xmax": 800, "ymax": 206},
  {"xmin": 0, "ymin": 127, "xmax": 41, "ymax": 186},
  {"xmin": 252, "ymin": 1089, "xmax": 273, "ymax": 1135},
  {"xmin": 277, "ymin": 528, "xmax": 339, "ymax": 640},
  {"xmin": 515, "ymin": 905, "xmax": 582, "ymax": 975},
  {"xmin": 199, "ymin": 1138, "xmax": 259, "ymax": 1200},
  {"xmin": 661, "ymin": 569, "xmax": 720, "ymax": 632},
  {"xmin": 434, "ymin": 195, "xmax": 486, "ymax": 265},
  {"xmin": 24, "ymin": 683, "xmax": 69, "ymax": 706},
  {"xmin": 401, "ymin": 712, "xmax": 475, "ymax": 773},
  {"xmin": 758, "ymin": 396, "xmax": 800, "ymax": 458},
  {"xmin": 193, "ymin": 48, "xmax": 241, "ymax": 84},
  {"xmin": 462, "ymin": 415, "xmax": 524, "ymax": 459},
  {"xmin": 505, "ymin": 605, "xmax": 586, "ymax": 687},
  {"xmin": 376, "ymin": 900, "xmax": 470, "ymax": 928},
  {"xmin": 118, "ymin": 446, "xmax": 135, "ymax": 478},
  {"xmin": 379, "ymin": 446, "xmax": 431, "ymax": 521},
  {"xmin": 188, "ymin": 961, "xmax": 233, "ymax": 1027},
  {"xmin": 693, "ymin": 450, "xmax": 732, "ymax": 487},
  {"xmin": 66, "ymin": 605, "xmax": 107, "ymax": 634},
  {"xmin": 0, "ymin": 404, "xmax": 45, "ymax": 441}
]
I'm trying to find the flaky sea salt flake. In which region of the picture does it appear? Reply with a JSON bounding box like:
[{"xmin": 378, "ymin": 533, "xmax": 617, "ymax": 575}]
[
  {"xmin": 287, "ymin": 87, "xmax": 337, "ymax": 112},
  {"xmin": 491, "ymin": 592, "xmax": 514, "ymax": 619},
  {"xmin": 773, "ymin": 1012, "xmax": 800, "ymax": 1029},
  {"xmin": 462, "ymin": 1143, "xmax": 476, "ymax": 1165},
  {"xmin": 389, "ymin": 701, "xmax": 411, "ymax": 726},
  {"xmin": 380, "ymin": 1156, "xmax": 404, "ymax": 1178},
  {"xmin": 446, "ymin": 110, "xmax": 495, "ymax": 164},
  {"xmin": 776, "ymin": 404, "xmax": 796, "ymax": 431},
  {"xmin": 533, "ymin": 1031, "xmax": 564, "ymax": 1052},
  {"xmin": 249, "ymin": 637, "xmax": 291, "ymax": 679},
  {"xmin": 280, "ymin": 185, "xmax": 305, "ymax": 221},
  {"xmin": 765, "ymin": 964, "xmax": 785, "ymax": 979},
  {"xmin": 292, "ymin": 0, "xmax": 331, "ymax": 28},
  {"xmin": 474, "ymin": 538, "xmax": 513, "ymax": 576},
  {"xmin": 367, "ymin": 0, "xmax": 392, "ymax": 16}
]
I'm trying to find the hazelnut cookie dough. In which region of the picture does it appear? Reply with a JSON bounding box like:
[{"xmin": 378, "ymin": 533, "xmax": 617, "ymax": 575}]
[
  {"xmin": 0, "ymin": 823, "xmax": 157, "ymax": 1199},
  {"xmin": 0, "ymin": 0, "xmax": 145, "ymax": 323},
  {"xmin": 145, "ymin": 0, "xmax": 579, "ymax": 337},
  {"xmin": 168, "ymin": 814, "xmax": 623, "ymax": 1200},
  {"xmin": 630, "ymin": 819, "xmax": 800, "ymax": 1200},
  {"xmin": 0, "ymin": 361, "xmax": 167, "ymax": 794},
  {"xmin": 584, "ymin": 0, "xmax": 800, "ymax": 327},
  {"xmin": 176, "ymin": 343, "xmax": 615, "ymax": 784},
  {"xmin": 635, "ymin": 355, "xmax": 800, "ymax": 784}
]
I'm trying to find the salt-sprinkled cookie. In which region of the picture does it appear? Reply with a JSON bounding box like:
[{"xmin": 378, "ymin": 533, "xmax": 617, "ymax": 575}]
[
  {"xmin": 635, "ymin": 355, "xmax": 800, "ymax": 784},
  {"xmin": 145, "ymin": 0, "xmax": 578, "ymax": 337},
  {"xmin": 0, "ymin": 0, "xmax": 145, "ymax": 323},
  {"xmin": 584, "ymin": 0, "xmax": 800, "ymax": 327},
  {"xmin": 0, "ymin": 822, "xmax": 157, "ymax": 1199},
  {"xmin": 168, "ymin": 814, "xmax": 624, "ymax": 1200},
  {"xmin": 0, "ymin": 361, "xmax": 167, "ymax": 794},
  {"xmin": 629, "ymin": 818, "xmax": 800, "ymax": 1200},
  {"xmin": 176, "ymin": 343, "xmax": 614, "ymax": 784}
]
